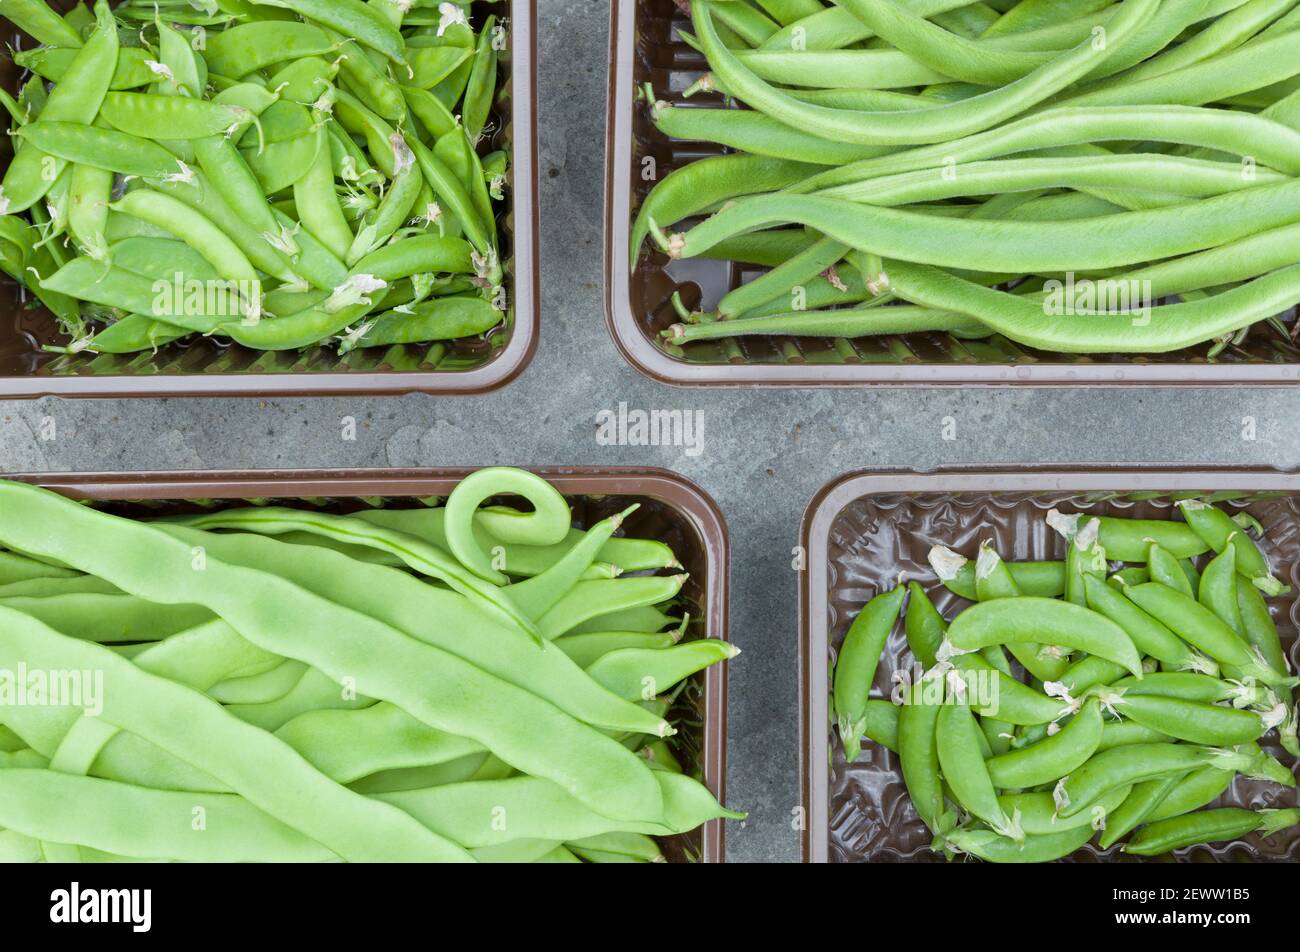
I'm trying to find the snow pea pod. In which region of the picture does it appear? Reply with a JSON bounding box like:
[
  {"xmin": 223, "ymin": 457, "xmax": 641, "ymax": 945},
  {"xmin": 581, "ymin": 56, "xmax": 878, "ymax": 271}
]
[
  {"xmin": 833, "ymin": 586, "xmax": 907, "ymax": 761},
  {"xmin": 349, "ymin": 296, "xmax": 502, "ymax": 350},
  {"xmin": 252, "ymin": 0, "xmax": 406, "ymax": 65},
  {"xmin": 204, "ymin": 21, "xmax": 338, "ymax": 77},
  {"xmin": 0, "ymin": 0, "xmax": 117, "ymax": 215}
]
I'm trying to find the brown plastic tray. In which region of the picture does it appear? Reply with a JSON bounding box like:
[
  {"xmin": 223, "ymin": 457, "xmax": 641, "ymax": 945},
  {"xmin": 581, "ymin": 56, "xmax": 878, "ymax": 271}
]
[
  {"xmin": 0, "ymin": 0, "xmax": 538, "ymax": 398},
  {"xmin": 800, "ymin": 468, "xmax": 1300, "ymax": 863},
  {"xmin": 8, "ymin": 466, "xmax": 730, "ymax": 862},
  {"xmin": 605, "ymin": 0, "xmax": 1300, "ymax": 387}
]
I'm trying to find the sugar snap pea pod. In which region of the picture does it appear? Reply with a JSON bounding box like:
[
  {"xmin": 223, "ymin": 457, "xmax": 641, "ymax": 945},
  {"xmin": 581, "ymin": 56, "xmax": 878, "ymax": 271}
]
[
  {"xmin": 0, "ymin": 607, "xmax": 472, "ymax": 861},
  {"xmin": 154, "ymin": 523, "xmax": 669, "ymax": 737},
  {"xmin": 857, "ymin": 699, "xmax": 902, "ymax": 754},
  {"xmin": 1093, "ymin": 515, "xmax": 1211, "ymax": 561},
  {"xmin": 948, "ymin": 653, "xmax": 1074, "ymax": 725},
  {"xmin": 408, "ymin": 45, "xmax": 473, "ymax": 90},
  {"xmin": 1098, "ymin": 720, "xmax": 1174, "ymax": 751},
  {"xmin": 1177, "ymin": 501, "xmax": 1290, "ymax": 596},
  {"xmin": 833, "ymin": 586, "xmax": 907, "ymax": 762},
  {"xmin": 1126, "ymin": 807, "xmax": 1300, "ymax": 855},
  {"xmin": 65, "ymin": 162, "xmax": 112, "ymax": 263},
  {"xmin": 928, "ymin": 546, "xmax": 1065, "ymax": 601},
  {"xmin": 0, "ymin": 0, "xmax": 117, "ymax": 216},
  {"xmin": 986, "ymin": 698, "xmax": 1104, "ymax": 789},
  {"xmin": 1108, "ymin": 672, "xmax": 1260, "ymax": 705},
  {"xmin": 1056, "ymin": 654, "xmax": 1130, "ymax": 697},
  {"xmin": 1199, "ymin": 544, "xmax": 1246, "ymax": 635},
  {"xmin": 898, "ymin": 673, "xmax": 957, "ymax": 837},
  {"xmin": 0, "ymin": 769, "xmax": 339, "ymax": 863},
  {"xmin": 586, "ymin": 641, "xmax": 737, "ymax": 703},
  {"xmin": 1124, "ymin": 583, "xmax": 1295, "ymax": 688},
  {"xmin": 1001, "ymin": 786, "xmax": 1131, "ymax": 839},
  {"xmin": 629, "ymin": 154, "xmax": 815, "ymax": 271},
  {"xmin": 1144, "ymin": 766, "xmax": 1235, "ymax": 824},
  {"xmin": 0, "ymin": 484, "xmax": 665, "ymax": 822},
  {"xmin": 937, "ymin": 702, "xmax": 1023, "ymax": 841},
  {"xmin": 0, "ymin": 0, "xmax": 85, "ymax": 47},
  {"xmin": 693, "ymin": 0, "xmax": 1160, "ymax": 146},
  {"xmin": 1236, "ymin": 581, "xmax": 1291, "ymax": 675},
  {"xmin": 973, "ymin": 544, "xmax": 1069, "ymax": 682},
  {"xmin": 252, "ymin": 0, "xmax": 406, "ymax": 64},
  {"xmin": 1098, "ymin": 773, "xmax": 1187, "ymax": 850},
  {"xmin": 1055, "ymin": 743, "xmax": 1244, "ymax": 818},
  {"xmin": 946, "ymin": 823, "xmax": 1095, "ymax": 863},
  {"xmin": 347, "ymin": 139, "xmax": 425, "ymax": 265},
  {"xmin": 1060, "ymin": 517, "xmax": 1106, "ymax": 607},
  {"xmin": 947, "ymin": 597, "xmax": 1143, "ymax": 677},
  {"xmin": 1146, "ymin": 542, "xmax": 1193, "ymax": 596},
  {"xmin": 554, "ymin": 631, "xmax": 680, "ymax": 669},
  {"xmin": 905, "ymin": 581, "xmax": 946, "ymax": 670},
  {"xmin": 1106, "ymin": 692, "xmax": 1267, "ymax": 746},
  {"xmin": 1085, "ymin": 574, "xmax": 1216, "ymax": 674}
]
